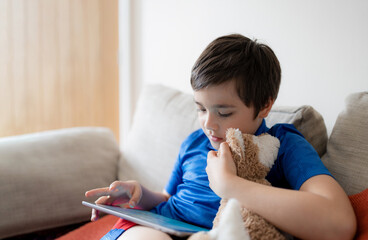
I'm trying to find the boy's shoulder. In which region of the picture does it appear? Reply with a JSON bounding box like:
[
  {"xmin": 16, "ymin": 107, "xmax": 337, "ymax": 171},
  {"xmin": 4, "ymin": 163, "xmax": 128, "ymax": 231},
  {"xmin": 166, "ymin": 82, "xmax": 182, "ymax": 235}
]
[
  {"xmin": 267, "ymin": 123, "xmax": 304, "ymax": 140},
  {"xmin": 267, "ymin": 123, "xmax": 319, "ymax": 160}
]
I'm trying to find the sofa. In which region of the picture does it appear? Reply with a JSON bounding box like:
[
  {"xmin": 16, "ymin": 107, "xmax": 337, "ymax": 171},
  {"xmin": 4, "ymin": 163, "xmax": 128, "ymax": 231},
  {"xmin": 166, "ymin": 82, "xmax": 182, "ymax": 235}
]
[{"xmin": 0, "ymin": 84, "xmax": 367, "ymax": 240}]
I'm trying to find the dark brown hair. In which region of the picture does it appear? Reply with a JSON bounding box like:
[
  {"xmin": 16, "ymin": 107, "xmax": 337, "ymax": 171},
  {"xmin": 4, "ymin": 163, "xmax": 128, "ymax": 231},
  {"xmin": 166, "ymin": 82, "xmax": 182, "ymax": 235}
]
[{"xmin": 191, "ymin": 34, "xmax": 281, "ymax": 118}]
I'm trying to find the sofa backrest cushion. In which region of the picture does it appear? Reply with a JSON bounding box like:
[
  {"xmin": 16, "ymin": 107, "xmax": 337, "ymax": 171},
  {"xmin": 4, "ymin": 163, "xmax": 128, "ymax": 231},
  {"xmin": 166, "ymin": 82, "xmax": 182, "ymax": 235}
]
[
  {"xmin": 322, "ymin": 92, "xmax": 368, "ymax": 195},
  {"xmin": 0, "ymin": 127, "xmax": 120, "ymax": 239},
  {"xmin": 119, "ymin": 84, "xmax": 328, "ymax": 192},
  {"xmin": 119, "ymin": 85, "xmax": 200, "ymax": 192}
]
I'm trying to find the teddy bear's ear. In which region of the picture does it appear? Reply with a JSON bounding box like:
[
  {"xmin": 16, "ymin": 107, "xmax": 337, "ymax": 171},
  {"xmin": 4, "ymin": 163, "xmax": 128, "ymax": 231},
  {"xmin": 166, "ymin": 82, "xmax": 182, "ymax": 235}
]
[
  {"xmin": 252, "ymin": 134, "xmax": 280, "ymax": 169},
  {"xmin": 226, "ymin": 128, "xmax": 245, "ymax": 158}
]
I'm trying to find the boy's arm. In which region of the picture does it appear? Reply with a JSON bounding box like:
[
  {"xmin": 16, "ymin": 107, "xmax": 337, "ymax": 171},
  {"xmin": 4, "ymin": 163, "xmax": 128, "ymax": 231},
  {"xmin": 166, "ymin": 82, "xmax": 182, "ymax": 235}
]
[{"xmin": 207, "ymin": 143, "xmax": 356, "ymax": 240}]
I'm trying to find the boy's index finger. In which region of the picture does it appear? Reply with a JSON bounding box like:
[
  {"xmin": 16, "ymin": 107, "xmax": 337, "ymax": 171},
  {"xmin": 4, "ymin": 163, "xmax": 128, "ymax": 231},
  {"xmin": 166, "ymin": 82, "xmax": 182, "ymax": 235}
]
[{"xmin": 85, "ymin": 187, "xmax": 111, "ymax": 198}]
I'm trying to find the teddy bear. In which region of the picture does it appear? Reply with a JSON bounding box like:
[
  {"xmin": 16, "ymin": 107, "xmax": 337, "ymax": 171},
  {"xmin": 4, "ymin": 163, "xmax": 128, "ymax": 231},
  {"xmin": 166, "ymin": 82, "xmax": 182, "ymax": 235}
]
[{"xmin": 188, "ymin": 128, "xmax": 286, "ymax": 240}]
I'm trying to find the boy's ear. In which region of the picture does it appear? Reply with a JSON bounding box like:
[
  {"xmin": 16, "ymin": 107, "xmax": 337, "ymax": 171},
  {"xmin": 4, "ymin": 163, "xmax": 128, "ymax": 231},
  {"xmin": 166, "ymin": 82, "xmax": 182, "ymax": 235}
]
[{"xmin": 258, "ymin": 99, "xmax": 274, "ymax": 118}]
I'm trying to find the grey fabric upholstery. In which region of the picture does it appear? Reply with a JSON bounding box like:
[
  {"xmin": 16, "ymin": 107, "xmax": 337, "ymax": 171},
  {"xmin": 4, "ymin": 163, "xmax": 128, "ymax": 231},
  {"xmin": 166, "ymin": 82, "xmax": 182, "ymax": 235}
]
[
  {"xmin": 0, "ymin": 127, "xmax": 120, "ymax": 238},
  {"xmin": 322, "ymin": 92, "xmax": 368, "ymax": 195}
]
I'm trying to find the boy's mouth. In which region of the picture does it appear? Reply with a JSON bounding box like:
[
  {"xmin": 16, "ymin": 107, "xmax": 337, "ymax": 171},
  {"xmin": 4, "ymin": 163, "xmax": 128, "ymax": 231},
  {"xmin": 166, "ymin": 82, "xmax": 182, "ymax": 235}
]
[{"xmin": 209, "ymin": 135, "xmax": 223, "ymax": 142}]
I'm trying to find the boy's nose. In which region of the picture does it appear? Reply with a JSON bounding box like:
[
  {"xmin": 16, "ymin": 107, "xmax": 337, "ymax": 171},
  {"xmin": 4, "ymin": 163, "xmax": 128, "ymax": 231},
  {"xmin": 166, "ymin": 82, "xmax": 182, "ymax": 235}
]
[{"xmin": 204, "ymin": 113, "xmax": 218, "ymax": 131}]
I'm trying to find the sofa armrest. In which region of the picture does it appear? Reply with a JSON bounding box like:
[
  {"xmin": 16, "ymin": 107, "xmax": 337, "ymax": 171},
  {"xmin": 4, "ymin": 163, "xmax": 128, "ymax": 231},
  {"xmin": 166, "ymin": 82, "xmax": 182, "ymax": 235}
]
[{"xmin": 0, "ymin": 127, "xmax": 120, "ymax": 239}]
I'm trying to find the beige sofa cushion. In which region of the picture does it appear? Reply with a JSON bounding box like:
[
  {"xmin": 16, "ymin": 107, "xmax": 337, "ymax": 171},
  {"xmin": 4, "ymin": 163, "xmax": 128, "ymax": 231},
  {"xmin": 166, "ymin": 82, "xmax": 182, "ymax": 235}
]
[
  {"xmin": 119, "ymin": 85, "xmax": 200, "ymax": 192},
  {"xmin": 322, "ymin": 92, "xmax": 368, "ymax": 195},
  {"xmin": 119, "ymin": 84, "xmax": 328, "ymax": 192},
  {"xmin": 0, "ymin": 127, "xmax": 120, "ymax": 239}
]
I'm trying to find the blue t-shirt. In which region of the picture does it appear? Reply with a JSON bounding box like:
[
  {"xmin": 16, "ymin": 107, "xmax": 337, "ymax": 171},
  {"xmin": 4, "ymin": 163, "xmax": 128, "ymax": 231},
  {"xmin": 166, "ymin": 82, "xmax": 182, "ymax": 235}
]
[{"xmin": 151, "ymin": 120, "xmax": 332, "ymax": 229}]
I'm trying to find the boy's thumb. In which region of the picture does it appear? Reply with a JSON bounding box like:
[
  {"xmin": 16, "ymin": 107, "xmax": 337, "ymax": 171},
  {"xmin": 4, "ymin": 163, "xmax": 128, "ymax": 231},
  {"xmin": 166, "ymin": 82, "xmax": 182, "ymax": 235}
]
[
  {"xmin": 219, "ymin": 142, "xmax": 230, "ymax": 156},
  {"xmin": 128, "ymin": 184, "xmax": 143, "ymax": 208},
  {"xmin": 128, "ymin": 199, "xmax": 136, "ymax": 208}
]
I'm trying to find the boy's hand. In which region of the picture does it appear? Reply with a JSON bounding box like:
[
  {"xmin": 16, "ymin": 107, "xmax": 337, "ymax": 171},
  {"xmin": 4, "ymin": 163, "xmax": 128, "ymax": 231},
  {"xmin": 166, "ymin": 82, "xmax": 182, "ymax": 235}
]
[
  {"xmin": 206, "ymin": 142, "xmax": 237, "ymax": 198},
  {"xmin": 85, "ymin": 180, "xmax": 142, "ymax": 221}
]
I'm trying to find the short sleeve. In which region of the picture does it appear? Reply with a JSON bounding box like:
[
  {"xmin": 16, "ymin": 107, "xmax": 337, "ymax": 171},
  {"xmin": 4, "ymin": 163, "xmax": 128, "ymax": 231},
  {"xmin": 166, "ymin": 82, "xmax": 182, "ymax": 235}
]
[{"xmin": 267, "ymin": 124, "xmax": 332, "ymax": 190}]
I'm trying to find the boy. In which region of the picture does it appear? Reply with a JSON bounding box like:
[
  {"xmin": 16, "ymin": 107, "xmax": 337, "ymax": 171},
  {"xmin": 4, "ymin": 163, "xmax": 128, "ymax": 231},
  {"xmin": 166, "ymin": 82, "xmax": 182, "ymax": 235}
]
[{"xmin": 86, "ymin": 34, "xmax": 356, "ymax": 240}]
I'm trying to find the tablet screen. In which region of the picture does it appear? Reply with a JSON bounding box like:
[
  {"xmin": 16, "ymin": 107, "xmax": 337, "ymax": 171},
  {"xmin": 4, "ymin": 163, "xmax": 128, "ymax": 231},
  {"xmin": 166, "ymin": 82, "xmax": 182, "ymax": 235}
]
[{"xmin": 82, "ymin": 201, "xmax": 209, "ymax": 237}]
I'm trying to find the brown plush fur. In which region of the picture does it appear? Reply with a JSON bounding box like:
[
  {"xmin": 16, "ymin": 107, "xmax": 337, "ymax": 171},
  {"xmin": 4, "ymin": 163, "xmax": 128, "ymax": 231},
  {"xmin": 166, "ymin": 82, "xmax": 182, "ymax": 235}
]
[{"xmin": 190, "ymin": 128, "xmax": 285, "ymax": 240}]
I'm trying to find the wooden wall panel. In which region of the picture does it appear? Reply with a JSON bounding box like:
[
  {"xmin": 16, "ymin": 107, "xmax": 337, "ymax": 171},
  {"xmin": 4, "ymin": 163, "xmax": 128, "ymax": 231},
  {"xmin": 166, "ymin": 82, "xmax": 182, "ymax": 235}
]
[{"xmin": 0, "ymin": 0, "xmax": 119, "ymax": 140}]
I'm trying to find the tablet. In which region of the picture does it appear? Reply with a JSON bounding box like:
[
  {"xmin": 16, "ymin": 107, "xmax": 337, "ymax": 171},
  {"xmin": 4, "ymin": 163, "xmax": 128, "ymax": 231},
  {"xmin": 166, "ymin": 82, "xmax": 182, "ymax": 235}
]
[{"xmin": 82, "ymin": 201, "xmax": 209, "ymax": 237}]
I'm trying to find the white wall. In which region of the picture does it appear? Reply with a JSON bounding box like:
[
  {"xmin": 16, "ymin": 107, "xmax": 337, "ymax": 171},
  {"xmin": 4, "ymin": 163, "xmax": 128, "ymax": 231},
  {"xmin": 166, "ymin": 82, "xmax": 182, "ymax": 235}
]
[{"xmin": 121, "ymin": 0, "xmax": 368, "ymax": 139}]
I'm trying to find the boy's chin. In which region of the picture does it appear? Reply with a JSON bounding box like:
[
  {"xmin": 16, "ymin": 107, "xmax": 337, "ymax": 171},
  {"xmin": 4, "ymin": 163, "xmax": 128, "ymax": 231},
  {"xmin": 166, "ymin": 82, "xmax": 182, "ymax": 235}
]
[{"xmin": 210, "ymin": 141, "xmax": 221, "ymax": 150}]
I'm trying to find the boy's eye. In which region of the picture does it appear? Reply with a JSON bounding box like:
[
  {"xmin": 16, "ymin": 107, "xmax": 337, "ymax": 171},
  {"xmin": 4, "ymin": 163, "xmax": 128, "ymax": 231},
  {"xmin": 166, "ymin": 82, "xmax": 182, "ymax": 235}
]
[
  {"xmin": 218, "ymin": 112, "xmax": 232, "ymax": 117},
  {"xmin": 197, "ymin": 108, "xmax": 206, "ymax": 113}
]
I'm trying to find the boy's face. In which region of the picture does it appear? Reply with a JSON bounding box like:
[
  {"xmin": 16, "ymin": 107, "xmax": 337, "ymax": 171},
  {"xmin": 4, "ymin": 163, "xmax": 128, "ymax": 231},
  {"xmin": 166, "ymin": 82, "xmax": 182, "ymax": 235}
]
[{"xmin": 193, "ymin": 80, "xmax": 264, "ymax": 150}]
